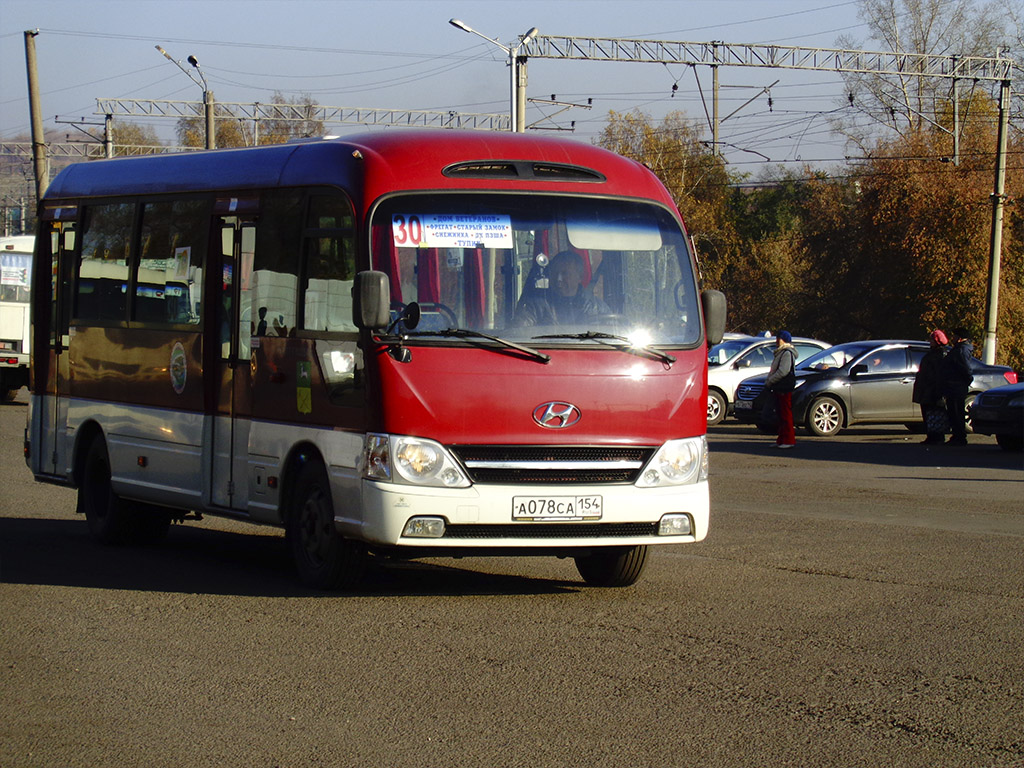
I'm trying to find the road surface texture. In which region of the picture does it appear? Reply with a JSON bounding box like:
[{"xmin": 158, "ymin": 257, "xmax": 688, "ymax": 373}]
[{"xmin": 2, "ymin": 389, "xmax": 1022, "ymax": 767}]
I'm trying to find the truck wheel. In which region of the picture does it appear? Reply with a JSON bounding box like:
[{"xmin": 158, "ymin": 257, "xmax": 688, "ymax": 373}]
[
  {"xmin": 287, "ymin": 460, "xmax": 367, "ymax": 590},
  {"xmin": 79, "ymin": 436, "xmax": 133, "ymax": 544},
  {"xmin": 575, "ymin": 545, "xmax": 648, "ymax": 587}
]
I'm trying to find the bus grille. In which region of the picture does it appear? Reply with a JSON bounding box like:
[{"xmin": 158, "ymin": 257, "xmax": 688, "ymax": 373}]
[
  {"xmin": 443, "ymin": 522, "xmax": 659, "ymax": 539},
  {"xmin": 450, "ymin": 445, "xmax": 653, "ymax": 485}
]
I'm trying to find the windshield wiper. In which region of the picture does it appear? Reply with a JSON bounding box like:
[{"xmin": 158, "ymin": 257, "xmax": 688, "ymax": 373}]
[
  {"xmin": 406, "ymin": 328, "xmax": 550, "ymax": 363},
  {"xmin": 533, "ymin": 331, "xmax": 676, "ymax": 366}
]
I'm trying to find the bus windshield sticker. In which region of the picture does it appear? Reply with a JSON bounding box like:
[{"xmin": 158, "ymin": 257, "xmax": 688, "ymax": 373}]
[{"xmin": 392, "ymin": 214, "xmax": 513, "ymax": 250}]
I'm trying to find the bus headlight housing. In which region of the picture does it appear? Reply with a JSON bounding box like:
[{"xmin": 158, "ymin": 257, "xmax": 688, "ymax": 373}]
[
  {"xmin": 635, "ymin": 436, "xmax": 708, "ymax": 487},
  {"xmin": 361, "ymin": 433, "xmax": 470, "ymax": 488}
]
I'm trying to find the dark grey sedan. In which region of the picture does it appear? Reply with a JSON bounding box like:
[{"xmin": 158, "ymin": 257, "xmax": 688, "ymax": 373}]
[
  {"xmin": 733, "ymin": 340, "xmax": 1019, "ymax": 437},
  {"xmin": 969, "ymin": 382, "xmax": 1024, "ymax": 451}
]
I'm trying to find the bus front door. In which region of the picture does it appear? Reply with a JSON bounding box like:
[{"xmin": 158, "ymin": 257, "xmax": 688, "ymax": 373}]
[{"xmin": 209, "ymin": 220, "xmax": 255, "ymax": 511}]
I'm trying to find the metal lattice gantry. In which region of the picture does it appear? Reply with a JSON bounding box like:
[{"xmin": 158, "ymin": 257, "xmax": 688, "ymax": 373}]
[
  {"xmin": 94, "ymin": 99, "xmax": 511, "ymax": 132},
  {"xmin": 520, "ymin": 37, "xmax": 1015, "ymax": 82}
]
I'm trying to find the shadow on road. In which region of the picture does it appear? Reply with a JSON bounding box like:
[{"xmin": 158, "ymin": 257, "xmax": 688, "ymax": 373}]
[
  {"xmin": 0, "ymin": 516, "xmax": 579, "ymax": 598},
  {"xmin": 708, "ymin": 424, "xmax": 1024, "ymax": 473}
]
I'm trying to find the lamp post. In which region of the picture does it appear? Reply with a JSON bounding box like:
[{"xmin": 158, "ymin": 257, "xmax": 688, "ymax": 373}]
[
  {"xmin": 156, "ymin": 45, "xmax": 215, "ymax": 149},
  {"xmin": 449, "ymin": 19, "xmax": 538, "ymax": 133}
]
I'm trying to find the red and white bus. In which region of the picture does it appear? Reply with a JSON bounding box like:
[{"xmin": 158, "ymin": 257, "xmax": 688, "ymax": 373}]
[{"xmin": 25, "ymin": 130, "xmax": 725, "ymax": 588}]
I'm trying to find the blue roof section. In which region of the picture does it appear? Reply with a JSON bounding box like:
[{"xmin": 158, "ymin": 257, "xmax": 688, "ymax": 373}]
[{"xmin": 44, "ymin": 141, "xmax": 361, "ymax": 199}]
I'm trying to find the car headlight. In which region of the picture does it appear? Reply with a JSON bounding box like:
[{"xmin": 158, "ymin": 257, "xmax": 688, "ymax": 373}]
[
  {"xmin": 636, "ymin": 436, "xmax": 708, "ymax": 487},
  {"xmin": 1009, "ymin": 394, "xmax": 1024, "ymax": 407},
  {"xmin": 360, "ymin": 433, "xmax": 470, "ymax": 488}
]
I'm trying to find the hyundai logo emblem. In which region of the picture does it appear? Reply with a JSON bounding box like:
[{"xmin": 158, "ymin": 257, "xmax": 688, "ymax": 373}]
[{"xmin": 533, "ymin": 401, "xmax": 582, "ymax": 429}]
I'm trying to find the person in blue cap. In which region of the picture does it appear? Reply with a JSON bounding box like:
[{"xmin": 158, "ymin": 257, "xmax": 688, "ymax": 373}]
[{"xmin": 765, "ymin": 330, "xmax": 798, "ymax": 448}]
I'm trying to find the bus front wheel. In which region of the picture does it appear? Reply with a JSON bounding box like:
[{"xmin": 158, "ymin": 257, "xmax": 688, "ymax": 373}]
[
  {"xmin": 574, "ymin": 545, "xmax": 648, "ymax": 587},
  {"xmin": 287, "ymin": 460, "xmax": 367, "ymax": 590}
]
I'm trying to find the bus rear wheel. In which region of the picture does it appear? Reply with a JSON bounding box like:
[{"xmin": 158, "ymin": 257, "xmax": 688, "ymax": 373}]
[
  {"xmin": 574, "ymin": 545, "xmax": 648, "ymax": 587},
  {"xmin": 79, "ymin": 437, "xmax": 172, "ymax": 545},
  {"xmin": 80, "ymin": 436, "xmax": 132, "ymax": 544},
  {"xmin": 287, "ymin": 460, "xmax": 367, "ymax": 590}
]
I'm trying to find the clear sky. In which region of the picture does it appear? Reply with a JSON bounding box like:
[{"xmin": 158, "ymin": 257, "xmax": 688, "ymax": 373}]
[{"xmin": 0, "ymin": 0, "xmax": 913, "ymax": 171}]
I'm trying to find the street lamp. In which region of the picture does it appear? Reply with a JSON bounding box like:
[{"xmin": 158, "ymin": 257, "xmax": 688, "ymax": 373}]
[
  {"xmin": 449, "ymin": 19, "xmax": 539, "ymax": 133},
  {"xmin": 156, "ymin": 45, "xmax": 215, "ymax": 149}
]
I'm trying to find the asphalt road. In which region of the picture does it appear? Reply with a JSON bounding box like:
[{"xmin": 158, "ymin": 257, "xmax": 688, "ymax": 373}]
[{"xmin": 2, "ymin": 388, "xmax": 1023, "ymax": 768}]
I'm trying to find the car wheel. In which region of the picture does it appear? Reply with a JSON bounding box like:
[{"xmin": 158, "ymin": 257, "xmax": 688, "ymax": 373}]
[
  {"xmin": 964, "ymin": 393, "xmax": 977, "ymax": 434},
  {"xmin": 707, "ymin": 390, "xmax": 727, "ymax": 425},
  {"xmin": 575, "ymin": 545, "xmax": 648, "ymax": 587},
  {"xmin": 806, "ymin": 396, "xmax": 843, "ymax": 437}
]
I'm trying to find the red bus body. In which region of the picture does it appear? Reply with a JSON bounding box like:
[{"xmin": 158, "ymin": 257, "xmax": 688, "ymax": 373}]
[{"xmin": 26, "ymin": 131, "xmax": 721, "ymax": 588}]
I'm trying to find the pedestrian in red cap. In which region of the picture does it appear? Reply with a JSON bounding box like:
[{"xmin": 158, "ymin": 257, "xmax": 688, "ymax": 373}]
[{"xmin": 913, "ymin": 329, "xmax": 951, "ymax": 444}]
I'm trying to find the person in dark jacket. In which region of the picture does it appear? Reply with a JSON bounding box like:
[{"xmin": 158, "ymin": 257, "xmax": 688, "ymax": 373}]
[
  {"xmin": 941, "ymin": 327, "xmax": 975, "ymax": 446},
  {"xmin": 765, "ymin": 330, "xmax": 798, "ymax": 448},
  {"xmin": 913, "ymin": 329, "xmax": 950, "ymax": 444}
]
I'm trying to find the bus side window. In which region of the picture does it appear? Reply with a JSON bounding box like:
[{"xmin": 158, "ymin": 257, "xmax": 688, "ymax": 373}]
[
  {"xmin": 76, "ymin": 203, "xmax": 134, "ymax": 322},
  {"xmin": 136, "ymin": 199, "xmax": 207, "ymax": 326},
  {"xmin": 302, "ymin": 193, "xmax": 357, "ymax": 334},
  {"xmin": 251, "ymin": 191, "xmax": 302, "ymax": 338}
]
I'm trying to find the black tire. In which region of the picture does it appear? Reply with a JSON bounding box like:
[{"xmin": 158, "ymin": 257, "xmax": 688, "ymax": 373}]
[
  {"xmin": 996, "ymin": 433, "xmax": 1023, "ymax": 452},
  {"xmin": 287, "ymin": 461, "xmax": 367, "ymax": 590},
  {"xmin": 574, "ymin": 545, "xmax": 648, "ymax": 587},
  {"xmin": 707, "ymin": 390, "xmax": 727, "ymax": 426},
  {"xmin": 79, "ymin": 436, "xmax": 133, "ymax": 544},
  {"xmin": 806, "ymin": 396, "xmax": 843, "ymax": 437},
  {"xmin": 79, "ymin": 437, "xmax": 173, "ymax": 545}
]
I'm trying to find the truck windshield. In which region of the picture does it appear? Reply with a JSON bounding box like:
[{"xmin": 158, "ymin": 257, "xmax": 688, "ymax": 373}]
[{"xmin": 371, "ymin": 194, "xmax": 702, "ymax": 347}]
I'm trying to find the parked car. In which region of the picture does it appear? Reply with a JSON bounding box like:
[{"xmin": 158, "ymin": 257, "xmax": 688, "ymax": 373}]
[
  {"xmin": 706, "ymin": 334, "xmax": 830, "ymax": 425},
  {"xmin": 733, "ymin": 340, "xmax": 1018, "ymax": 437},
  {"xmin": 969, "ymin": 382, "xmax": 1024, "ymax": 451}
]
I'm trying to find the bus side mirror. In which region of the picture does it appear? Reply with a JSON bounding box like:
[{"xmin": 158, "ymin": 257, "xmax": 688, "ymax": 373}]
[
  {"xmin": 354, "ymin": 271, "xmax": 391, "ymax": 331},
  {"xmin": 702, "ymin": 289, "xmax": 726, "ymax": 346}
]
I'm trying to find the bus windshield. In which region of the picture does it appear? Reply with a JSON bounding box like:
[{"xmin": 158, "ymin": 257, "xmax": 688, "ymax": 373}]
[{"xmin": 372, "ymin": 194, "xmax": 701, "ymax": 347}]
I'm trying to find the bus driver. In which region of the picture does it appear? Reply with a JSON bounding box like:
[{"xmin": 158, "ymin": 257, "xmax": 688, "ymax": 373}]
[{"xmin": 515, "ymin": 250, "xmax": 610, "ymax": 326}]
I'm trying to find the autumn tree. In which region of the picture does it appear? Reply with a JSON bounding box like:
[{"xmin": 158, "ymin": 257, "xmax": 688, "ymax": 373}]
[
  {"xmin": 110, "ymin": 121, "xmax": 163, "ymax": 156},
  {"xmin": 798, "ymin": 121, "xmax": 1023, "ymax": 369}
]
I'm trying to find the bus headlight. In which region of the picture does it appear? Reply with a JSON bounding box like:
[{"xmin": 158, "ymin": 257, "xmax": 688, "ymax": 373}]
[
  {"xmin": 361, "ymin": 433, "xmax": 470, "ymax": 488},
  {"xmin": 635, "ymin": 436, "xmax": 707, "ymax": 487}
]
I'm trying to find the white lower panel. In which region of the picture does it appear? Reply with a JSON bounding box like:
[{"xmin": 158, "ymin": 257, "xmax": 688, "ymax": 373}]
[{"xmin": 357, "ymin": 479, "xmax": 710, "ymax": 549}]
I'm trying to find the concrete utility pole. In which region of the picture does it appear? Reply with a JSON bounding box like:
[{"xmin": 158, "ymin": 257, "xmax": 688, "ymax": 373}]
[
  {"xmin": 24, "ymin": 30, "xmax": 48, "ymax": 203},
  {"xmin": 520, "ymin": 35, "xmax": 1015, "ymax": 363},
  {"xmin": 982, "ymin": 76, "xmax": 1011, "ymax": 365}
]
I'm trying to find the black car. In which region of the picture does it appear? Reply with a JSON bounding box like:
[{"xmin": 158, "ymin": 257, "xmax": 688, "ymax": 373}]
[
  {"xmin": 733, "ymin": 340, "xmax": 1019, "ymax": 437},
  {"xmin": 969, "ymin": 382, "xmax": 1024, "ymax": 452}
]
